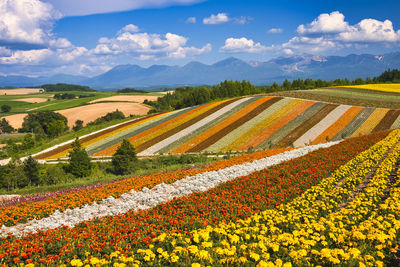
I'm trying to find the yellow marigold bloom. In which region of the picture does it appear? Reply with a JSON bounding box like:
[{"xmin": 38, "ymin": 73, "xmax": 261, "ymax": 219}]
[
  {"xmin": 240, "ymin": 244, "xmax": 248, "ymax": 250},
  {"xmin": 25, "ymin": 264, "xmax": 35, "ymax": 267},
  {"xmin": 198, "ymin": 250, "xmax": 210, "ymax": 260},
  {"xmin": 90, "ymin": 257, "xmax": 100, "ymax": 265},
  {"xmin": 275, "ymin": 259, "xmax": 283, "ymax": 267},
  {"xmin": 229, "ymin": 234, "xmax": 240, "ymax": 244},
  {"xmin": 272, "ymin": 243, "xmax": 280, "ymax": 252},
  {"xmin": 283, "ymin": 263, "xmax": 292, "ymax": 267},
  {"xmin": 201, "ymin": 241, "xmax": 213, "ymax": 248},
  {"xmin": 250, "ymin": 252, "xmax": 261, "ymax": 261},
  {"xmin": 193, "ymin": 232, "xmax": 200, "ymax": 243},
  {"xmin": 349, "ymin": 248, "xmax": 361, "ymax": 258},
  {"xmin": 376, "ymin": 261, "xmax": 384, "ymax": 267},
  {"xmin": 170, "ymin": 254, "xmax": 179, "ymax": 263},
  {"xmin": 320, "ymin": 248, "xmax": 331, "ymax": 258},
  {"xmin": 239, "ymin": 256, "xmax": 248, "ymax": 263},
  {"xmin": 156, "ymin": 248, "xmax": 164, "ymax": 254},
  {"xmin": 70, "ymin": 259, "xmax": 83, "ymax": 267},
  {"xmin": 187, "ymin": 245, "xmax": 199, "ymax": 254},
  {"xmin": 191, "ymin": 263, "xmax": 201, "ymax": 267},
  {"xmin": 113, "ymin": 263, "xmax": 126, "ymax": 267},
  {"xmin": 257, "ymin": 260, "xmax": 275, "ymax": 267},
  {"xmin": 377, "ymin": 251, "xmax": 385, "ymax": 259}
]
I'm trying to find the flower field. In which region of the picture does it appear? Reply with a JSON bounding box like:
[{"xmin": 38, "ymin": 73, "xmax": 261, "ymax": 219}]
[
  {"xmin": 34, "ymin": 95, "xmax": 400, "ymax": 159},
  {"xmin": 342, "ymin": 83, "xmax": 400, "ymax": 93},
  {"xmin": 0, "ymin": 130, "xmax": 393, "ymax": 265}
]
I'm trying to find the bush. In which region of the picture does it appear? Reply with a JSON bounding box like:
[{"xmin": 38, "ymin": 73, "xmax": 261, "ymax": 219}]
[
  {"xmin": 1, "ymin": 104, "xmax": 11, "ymax": 113},
  {"xmin": 72, "ymin": 120, "xmax": 84, "ymax": 132},
  {"xmin": 112, "ymin": 139, "xmax": 137, "ymax": 175},
  {"xmin": 0, "ymin": 118, "xmax": 14, "ymax": 133},
  {"xmin": 21, "ymin": 111, "xmax": 68, "ymax": 137}
]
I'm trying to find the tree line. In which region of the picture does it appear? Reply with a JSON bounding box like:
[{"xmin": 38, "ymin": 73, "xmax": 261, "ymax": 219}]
[{"xmin": 145, "ymin": 69, "xmax": 400, "ymax": 112}]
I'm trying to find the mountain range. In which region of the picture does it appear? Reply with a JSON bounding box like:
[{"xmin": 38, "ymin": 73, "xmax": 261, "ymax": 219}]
[{"xmin": 1, "ymin": 52, "xmax": 400, "ymax": 90}]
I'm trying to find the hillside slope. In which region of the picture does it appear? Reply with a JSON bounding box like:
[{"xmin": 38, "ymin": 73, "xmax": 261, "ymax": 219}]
[{"xmin": 35, "ymin": 95, "xmax": 400, "ymax": 159}]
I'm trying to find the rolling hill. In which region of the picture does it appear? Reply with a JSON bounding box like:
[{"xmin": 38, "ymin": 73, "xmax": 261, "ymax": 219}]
[{"xmin": 35, "ymin": 94, "xmax": 400, "ymax": 160}]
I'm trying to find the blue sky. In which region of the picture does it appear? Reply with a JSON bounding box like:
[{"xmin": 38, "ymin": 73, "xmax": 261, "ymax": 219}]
[{"xmin": 0, "ymin": 0, "xmax": 399, "ymax": 77}]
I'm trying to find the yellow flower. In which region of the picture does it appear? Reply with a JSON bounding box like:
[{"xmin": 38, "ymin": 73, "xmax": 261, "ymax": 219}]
[
  {"xmin": 250, "ymin": 252, "xmax": 261, "ymax": 261},
  {"xmin": 170, "ymin": 254, "xmax": 179, "ymax": 263},
  {"xmin": 70, "ymin": 259, "xmax": 83, "ymax": 267},
  {"xmin": 90, "ymin": 257, "xmax": 100, "ymax": 265},
  {"xmin": 191, "ymin": 263, "xmax": 201, "ymax": 267},
  {"xmin": 283, "ymin": 263, "xmax": 292, "ymax": 267},
  {"xmin": 239, "ymin": 256, "xmax": 248, "ymax": 263}
]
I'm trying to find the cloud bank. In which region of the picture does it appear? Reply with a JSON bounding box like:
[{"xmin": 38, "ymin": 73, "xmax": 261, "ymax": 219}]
[{"xmin": 43, "ymin": 0, "xmax": 205, "ymax": 17}]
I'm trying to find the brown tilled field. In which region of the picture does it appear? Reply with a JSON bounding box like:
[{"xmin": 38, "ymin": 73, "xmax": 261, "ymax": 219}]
[
  {"xmin": 58, "ymin": 102, "xmax": 151, "ymax": 127},
  {"xmin": 0, "ymin": 88, "xmax": 44, "ymax": 95},
  {"xmin": 1, "ymin": 113, "xmax": 27, "ymax": 129},
  {"xmin": 89, "ymin": 95, "xmax": 159, "ymax": 104},
  {"xmin": 13, "ymin": 98, "xmax": 48, "ymax": 103}
]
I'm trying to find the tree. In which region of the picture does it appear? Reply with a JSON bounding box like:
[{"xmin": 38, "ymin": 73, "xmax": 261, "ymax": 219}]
[
  {"xmin": 22, "ymin": 133, "xmax": 35, "ymax": 149},
  {"xmin": 112, "ymin": 139, "xmax": 137, "ymax": 175},
  {"xmin": 23, "ymin": 156, "xmax": 40, "ymax": 185},
  {"xmin": 46, "ymin": 120, "xmax": 67, "ymax": 138},
  {"xmin": 67, "ymin": 138, "xmax": 92, "ymax": 177},
  {"xmin": 0, "ymin": 118, "xmax": 14, "ymax": 133},
  {"xmin": 21, "ymin": 111, "xmax": 68, "ymax": 137},
  {"xmin": 72, "ymin": 120, "xmax": 84, "ymax": 132},
  {"xmin": 1, "ymin": 104, "xmax": 11, "ymax": 113}
]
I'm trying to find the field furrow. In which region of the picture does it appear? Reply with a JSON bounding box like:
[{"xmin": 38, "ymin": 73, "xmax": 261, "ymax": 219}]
[
  {"xmin": 332, "ymin": 107, "xmax": 374, "ymax": 140},
  {"xmin": 351, "ymin": 108, "xmax": 389, "ymax": 137},
  {"xmin": 293, "ymin": 104, "xmax": 351, "ymax": 147},
  {"xmin": 222, "ymin": 98, "xmax": 302, "ymax": 152},
  {"xmin": 186, "ymin": 97, "xmax": 282, "ymax": 153},
  {"xmin": 171, "ymin": 96, "xmax": 273, "ymax": 154},
  {"xmin": 312, "ymin": 106, "xmax": 363, "ymax": 144},
  {"xmin": 241, "ymin": 100, "xmax": 315, "ymax": 150},
  {"xmin": 372, "ymin": 109, "xmax": 400, "ymax": 133}
]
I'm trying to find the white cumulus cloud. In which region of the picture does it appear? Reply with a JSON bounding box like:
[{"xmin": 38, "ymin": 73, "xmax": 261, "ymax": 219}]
[
  {"xmin": 203, "ymin": 13, "xmax": 230, "ymax": 25},
  {"xmin": 267, "ymin": 28, "xmax": 283, "ymax": 34},
  {"xmin": 92, "ymin": 25, "xmax": 211, "ymax": 60},
  {"xmin": 220, "ymin": 37, "xmax": 269, "ymax": 53},
  {"xmin": 297, "ymin": 11, "xmax": 350, "ymax": 35},
  {"xmin": 0, "ymin": 0, "xmax": 61, "ymax": 45}
]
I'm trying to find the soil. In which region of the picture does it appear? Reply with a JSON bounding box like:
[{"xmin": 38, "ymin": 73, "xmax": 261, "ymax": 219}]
[{"xmin": 89, "ymin": 95, "xmax": 159, "ymax": 104}]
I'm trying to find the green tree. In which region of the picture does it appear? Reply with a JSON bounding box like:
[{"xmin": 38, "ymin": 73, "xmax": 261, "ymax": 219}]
[
  {"xmin": 112, "ymin": 139, "xmax": 138, "ymax": 175},
  {"xmin": 22, "ymin": 133, "xmax": 35, "ymax": 149},
  {"xmin": 1, "ymin": 104, "xmax": 11, "ymax": 113},
  {"xmin": 72, "ymin": 120, "xmax": 84, "ymax": 132},
  {"xmin": 21, "ymin": 111, "xmax": 68, "ymax": 137},
  {"xmin": 67, "ymin": 138, "xmax": 92, "ymax": 177},
  {"xmin": 0, "ymin": 118, "xmax": 14, "ymax": 133},
  {"xmin": 23, "ymin": 155, "xmax": 40, "ymax": 185},
  {"xmin": 46, "ymin": 120, "xmax": 67, "ymax": 138}
]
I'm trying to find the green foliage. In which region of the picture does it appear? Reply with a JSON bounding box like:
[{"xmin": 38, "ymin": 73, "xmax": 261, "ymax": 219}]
[
  {"xmin": 22, "ymin": 133, "xmax": 35, "ymax": 149},
  {"xmin": 0, "ymin": 118, "xmax": 14, "ymax": 133},
  {"xmin": 377, "ymin": 69, "xmax": 400, "ymax": 83},
  {"xmin": 147, "ymin": 80, "xmax": 260, "ymax": 112},
  {"xmin": 87, "ymin": 110, "xmax": 125, "ymax": 126},
  {"xmin": 21, "ymin": 110, "xmax": 68, "ymax": 136},
  {"xmin": 0, "ymin": 159, "xmax": 27, "ymax": 190},
  {"xmin": 23, "ymin": 156, "xmax": 40, "ymax": 185},
  {"xmin": 66, "ymin": 138, "xmax": 93, "ymax": 178},
  {"xmin": 73, "ymin": 120, "xmax": 84, "ymax": 132},
  {"xmin": 41, "ymin": 83, "xmax": 95, "ymax": 92},
  {"xmin": 46, "ymin": 120, "xmax": 67, "ymax": 138},
  {"xmin": 1, "ymin": 104, "xmax": 11, "ymax": 113},
  {"xmin": 54, "ymin": 93, "xmax": 76, "ymax": 99},
  {"xmin": 112, "ymin": 139, "xmax": 137, "ymax": 175},
  {"xmin": 117, "ymin": 88, "xmax": 148, "ymax": 93}
]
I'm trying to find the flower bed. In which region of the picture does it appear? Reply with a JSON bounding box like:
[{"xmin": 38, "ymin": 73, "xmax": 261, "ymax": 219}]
[{"xmin": 0, "ymin": 131, "xmax": 389, "ymax": 265}]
